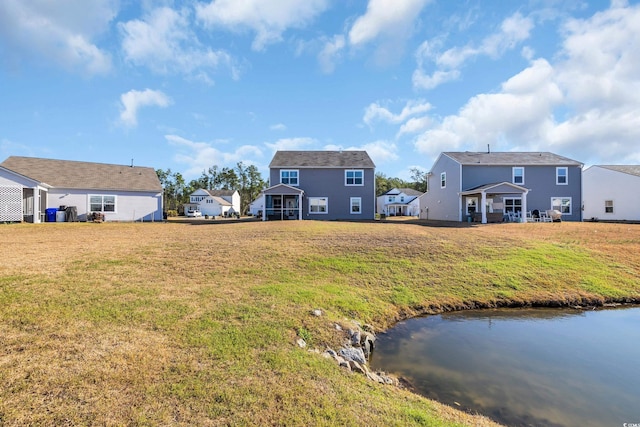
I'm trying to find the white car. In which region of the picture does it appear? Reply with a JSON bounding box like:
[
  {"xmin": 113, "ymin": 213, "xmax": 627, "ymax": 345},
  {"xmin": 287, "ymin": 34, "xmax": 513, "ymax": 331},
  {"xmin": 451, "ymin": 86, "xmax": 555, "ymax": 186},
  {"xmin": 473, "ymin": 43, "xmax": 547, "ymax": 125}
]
[{"xmin": 186, "ymin": 209, "xmax": 202, "ymax": 218}]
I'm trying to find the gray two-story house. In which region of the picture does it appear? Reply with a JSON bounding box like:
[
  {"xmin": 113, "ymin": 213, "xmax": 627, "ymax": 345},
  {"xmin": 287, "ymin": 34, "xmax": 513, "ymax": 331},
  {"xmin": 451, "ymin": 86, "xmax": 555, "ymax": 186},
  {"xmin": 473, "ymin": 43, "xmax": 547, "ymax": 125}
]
[
  {"xmin": 262, "ymin": 150, "xmax": 376, "ymax": 221},
  {"xmin": 419, "ymin": 152, "xmax": 583, "ymax": 223}
]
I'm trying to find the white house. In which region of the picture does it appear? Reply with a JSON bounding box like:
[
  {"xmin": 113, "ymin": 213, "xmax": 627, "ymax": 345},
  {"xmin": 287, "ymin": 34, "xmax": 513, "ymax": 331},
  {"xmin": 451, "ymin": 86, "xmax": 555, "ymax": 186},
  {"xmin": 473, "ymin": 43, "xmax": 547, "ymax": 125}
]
[
  {"xmin": 376, "ymin": 188, "xmax": 423, "ymax": 216},
  {"xmin": 583, "ymin": 165, "xmax": 640, "ymax": 222},
  {"xmin": 0, "ymin": 156, "xmax": 163, "ymax": 222},
  {"xmin": 248, "ymin": 194, "xmax": 264, "ymax": 216},
  {"xmin": 184, "ymin": 189, "xmax": 240, "ymax": 217}
]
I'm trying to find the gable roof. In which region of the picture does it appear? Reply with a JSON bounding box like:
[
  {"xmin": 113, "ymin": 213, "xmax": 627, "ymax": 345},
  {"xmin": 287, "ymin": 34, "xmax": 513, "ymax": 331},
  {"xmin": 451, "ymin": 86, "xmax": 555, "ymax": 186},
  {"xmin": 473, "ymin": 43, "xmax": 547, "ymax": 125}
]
[
  {"xmin": 444, "ymin": 152, "xmax": 583, "ymax": 166},
  {"xmin": 269, "ymin": 150, "xmax": 375, "ymax": 168},
  {"xmin": 210, "ymin": 196, "xmax": 232, "ymax": 206},
  {"xmin": 596, "ymin": 165, "xmax": 640, "ymax": 177},
  {"xmin": 205, "ymin": 189, "xmax": 236, "ymax": 197},
  {"xmin": 384, "ymin": 187, "xmax": 424, "ymax": 197},
  {"xmin": 0, "ymin": 156, "xmax": 162, "ymax": 192}
]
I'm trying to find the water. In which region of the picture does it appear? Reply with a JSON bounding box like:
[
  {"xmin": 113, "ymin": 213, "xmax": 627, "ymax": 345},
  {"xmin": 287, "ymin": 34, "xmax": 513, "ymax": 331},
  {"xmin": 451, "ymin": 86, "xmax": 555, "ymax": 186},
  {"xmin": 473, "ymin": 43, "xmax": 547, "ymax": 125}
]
[{"xmin": 370, "ymin": 307, "xmax": 640, "ymax": 427}]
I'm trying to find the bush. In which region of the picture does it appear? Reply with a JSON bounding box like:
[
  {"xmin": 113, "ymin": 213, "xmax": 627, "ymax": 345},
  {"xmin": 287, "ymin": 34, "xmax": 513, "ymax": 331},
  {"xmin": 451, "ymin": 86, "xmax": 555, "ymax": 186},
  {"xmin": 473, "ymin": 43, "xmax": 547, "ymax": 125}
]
[{"xmin": 167, "ymin": 210, "xmax": 178, "ymax": 217}]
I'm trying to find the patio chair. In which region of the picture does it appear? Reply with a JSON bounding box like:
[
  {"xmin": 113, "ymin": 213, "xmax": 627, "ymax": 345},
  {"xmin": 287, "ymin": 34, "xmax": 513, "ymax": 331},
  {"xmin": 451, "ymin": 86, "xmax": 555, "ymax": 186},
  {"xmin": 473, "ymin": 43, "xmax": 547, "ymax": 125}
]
[{"xmin": 540, "ymin": 211, "xmax": 552, "ymax": 222}]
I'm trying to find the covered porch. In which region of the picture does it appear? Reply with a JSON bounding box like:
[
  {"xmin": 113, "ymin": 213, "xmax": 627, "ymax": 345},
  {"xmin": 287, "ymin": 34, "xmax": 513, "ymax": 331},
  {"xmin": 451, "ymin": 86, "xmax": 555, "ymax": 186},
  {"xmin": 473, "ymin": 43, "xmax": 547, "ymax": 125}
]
[
  {"xmin": 261, "ymin": 184, "xmax": 304, "ymax": 221},
  {"xmin": 460, "ymin": 182, "xmax": 529, "ymax": 224}
]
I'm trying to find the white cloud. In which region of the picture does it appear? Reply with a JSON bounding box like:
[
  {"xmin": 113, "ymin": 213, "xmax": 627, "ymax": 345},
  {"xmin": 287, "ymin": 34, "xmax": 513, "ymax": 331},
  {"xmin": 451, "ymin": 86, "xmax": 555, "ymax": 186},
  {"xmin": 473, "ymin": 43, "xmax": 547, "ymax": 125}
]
[
  {"xmin": 413, "ymin": 3, "xmax": 640, "ymax": 165},
  {"xmin": 363, "ymin": 99, "xmax": 432, "ymax": 126},
  {"xmin": 196, "ymin": 0, "xmax": 329, "ymax": 51},
  {"xmin": 120, "ymin": 7, "xmax": 238, "ymax": 81},
  {"xmin": 119, "ymin": 89, "xmax": 172, "ymax": 128},
  {"xmin": 318, "ymin": 35, "xmax": 345, "ymax": 74},
  {"xmin": 0, "ymin": 0, "xmax": 115, "ymax": 75},
  {"xmin": 325, "ymin": 141, "xmax": 399, "ymax": 166},
  {"xmin": 166, "ymin": 134, "xmax": 263, "ymax": 178},
  {"xmin": 348, "ymin": 0, "xmax": 430, "ymax": 47},
  {"xmin": 265, "ymin": 137, "xmax": 316, "ymax": 152},
  {"xmin": 414, "ymin": 12, "xmax": 534, "ymax": 90},
  {"xmin": 270, "ymin": 123, "xmax": 287, "ymax": 131},
  {"xmin": 397, "ymin": 116, "xmax": 431, "ymax": 137}
]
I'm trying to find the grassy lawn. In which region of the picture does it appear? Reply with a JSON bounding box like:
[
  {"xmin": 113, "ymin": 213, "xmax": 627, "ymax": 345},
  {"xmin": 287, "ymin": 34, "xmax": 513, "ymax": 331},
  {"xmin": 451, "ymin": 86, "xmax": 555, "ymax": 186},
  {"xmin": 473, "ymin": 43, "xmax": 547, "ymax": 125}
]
[{"xmin": 1, "ymin": 220, "xmax": 639, "ymax": 426}]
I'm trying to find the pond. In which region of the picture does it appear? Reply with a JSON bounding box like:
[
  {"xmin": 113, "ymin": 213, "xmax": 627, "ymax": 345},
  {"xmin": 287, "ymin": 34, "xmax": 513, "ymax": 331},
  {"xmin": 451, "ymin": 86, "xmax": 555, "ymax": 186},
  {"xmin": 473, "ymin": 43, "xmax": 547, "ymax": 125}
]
[{"xmin": 370, "ymin": 307, "xmax": 640, "ymax": 427}]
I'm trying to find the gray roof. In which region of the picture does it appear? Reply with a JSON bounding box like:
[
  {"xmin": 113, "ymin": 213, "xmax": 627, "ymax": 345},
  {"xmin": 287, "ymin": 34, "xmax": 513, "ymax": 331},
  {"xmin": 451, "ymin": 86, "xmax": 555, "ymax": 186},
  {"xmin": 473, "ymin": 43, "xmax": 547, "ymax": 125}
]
[
  {"xmin": 597, "ymin": 165, "xmax": 640, "ymax": 177},
  {"xmin": 385, "ymin": 187, "xmax": 424, "ymax": 197},
  {"xmin": 444, "ymin": 152, "xmax": 583, "ymax": 166},
  {"xmin": 0, "ymin": 156, "xmax": 162, "ymax": 192},
  {"xmin": 210, "ymin": 196, "xmax": 232, "ymax": 206},
  {"xmin": 269, "ymin": 150, "xmax": 375, "ymax": 168},
  {"xmin": 205, "ymin": 189, "xmax": 236, "ymax": 197}
]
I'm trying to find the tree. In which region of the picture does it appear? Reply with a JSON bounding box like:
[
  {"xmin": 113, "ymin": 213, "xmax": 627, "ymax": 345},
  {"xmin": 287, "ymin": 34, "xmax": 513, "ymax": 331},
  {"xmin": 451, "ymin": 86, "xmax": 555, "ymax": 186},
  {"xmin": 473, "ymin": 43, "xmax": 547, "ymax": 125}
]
[{"xmin": 409, "ymin": 167, "xmax": 428, "ymax": 193}]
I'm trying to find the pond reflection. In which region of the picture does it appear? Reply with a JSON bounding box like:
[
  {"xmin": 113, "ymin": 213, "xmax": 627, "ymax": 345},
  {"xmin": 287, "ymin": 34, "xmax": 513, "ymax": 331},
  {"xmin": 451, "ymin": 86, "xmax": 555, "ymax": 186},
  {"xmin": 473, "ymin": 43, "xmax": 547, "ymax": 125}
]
[{"xmin": 370, "ymin": 307, "xmax": 640, "ymax": 427}]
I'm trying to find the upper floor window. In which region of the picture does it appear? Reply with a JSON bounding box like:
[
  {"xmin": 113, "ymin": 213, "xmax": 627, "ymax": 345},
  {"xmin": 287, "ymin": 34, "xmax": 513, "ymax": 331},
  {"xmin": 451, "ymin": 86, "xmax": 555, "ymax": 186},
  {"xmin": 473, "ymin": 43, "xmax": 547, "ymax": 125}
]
[
  {"xmin": 388, "ymin": 196, "xmax": 396, "ymax": 202},
  {"xmin": 345, "ymin": 170, "xmax": 364, "ymax": 186},
  {"xmin": 440, "ymin": 172, "xmax": 446, "ymax": 188},
  {"xmin": 513, "ymin": 167, "xmax": 524, "ymax": 185},
  {"xmin": 281, "ymin": 170, "xmax": 299, "ymax": 186},
  {"xmin": 556, "ymin": 167, "xmax": 568, "ymax": 185}
]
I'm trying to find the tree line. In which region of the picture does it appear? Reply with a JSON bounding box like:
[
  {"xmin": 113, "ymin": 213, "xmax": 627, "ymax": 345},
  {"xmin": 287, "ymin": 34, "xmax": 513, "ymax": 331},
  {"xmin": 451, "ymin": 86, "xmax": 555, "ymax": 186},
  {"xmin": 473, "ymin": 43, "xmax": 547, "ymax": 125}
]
[
  {"xmin": 156, "ymin": 162, "xmax": 266, "ymax": 215},
  {"xmin": 157, "ymin": 163, "xmax": 428, "ymax": 216}
]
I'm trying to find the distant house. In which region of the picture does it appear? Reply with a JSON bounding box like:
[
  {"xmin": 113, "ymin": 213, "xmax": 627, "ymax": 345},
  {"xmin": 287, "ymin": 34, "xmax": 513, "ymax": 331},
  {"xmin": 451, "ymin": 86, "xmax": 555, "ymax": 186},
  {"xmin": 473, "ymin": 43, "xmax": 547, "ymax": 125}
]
[
  {"xmin": 0, "ymin": 156, "xmax": 163, "ymax": 222},
  {"xmin": 184, "ymin": 189, "xmax": 240, "ymax": 217},
  {"xmin": 248, "ymin": 194, "xmax": 264, "ymax": 216},
  {"xmin": 377, "ymin": 188, "xmax": 423, "ymax": 217},
  {"xmin": 419, "ymin": 152, "xmax": 583, "ymax": 223},
  {"xmin": 583, "ymin": 165, "xmax": 640, "ymax": 222},
  {"xmin": 262, "ymin": 150, "xmax": 376, "ymax": 220}
]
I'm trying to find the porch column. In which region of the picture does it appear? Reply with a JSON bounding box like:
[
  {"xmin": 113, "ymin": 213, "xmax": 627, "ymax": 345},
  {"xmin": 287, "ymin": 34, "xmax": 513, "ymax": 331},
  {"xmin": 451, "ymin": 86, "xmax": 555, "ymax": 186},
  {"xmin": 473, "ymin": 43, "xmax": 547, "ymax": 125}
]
[
  {"xmin": 481, "ymin": 191, "xmax": 487, "ymax": 224},
  {"xmin": 521, "ymin": 190, "xmax": 528, "ymax": 223},
  {"xmin": 298, "ymin": 194, "xmax": 302, "ymax": 220},
  {"xmin": 33, "ymin": 186, "xmax": 41, "ymax": 223}
]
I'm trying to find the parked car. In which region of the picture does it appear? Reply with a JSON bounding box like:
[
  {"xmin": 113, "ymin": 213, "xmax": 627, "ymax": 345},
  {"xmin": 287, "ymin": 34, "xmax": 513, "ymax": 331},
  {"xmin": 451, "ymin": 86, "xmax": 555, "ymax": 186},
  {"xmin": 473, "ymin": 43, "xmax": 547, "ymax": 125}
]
[{"xmin": 186, "ymin": 209, "xmax": 202, "ymax": 217}]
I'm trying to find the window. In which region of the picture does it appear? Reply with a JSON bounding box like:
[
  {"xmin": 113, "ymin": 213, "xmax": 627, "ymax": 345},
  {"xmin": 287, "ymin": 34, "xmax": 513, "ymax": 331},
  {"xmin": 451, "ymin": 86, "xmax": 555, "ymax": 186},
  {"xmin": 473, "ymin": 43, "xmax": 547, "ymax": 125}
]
[
  {"xmin": 513, "ymin": 167, "xmax": 524, "ymax": 185},
  {"xmin": 350, "ymin": 197, "xmax": 361, "ymax": 214},
  {"xmin": 503, "ymin": 197, "xmax": 522, "ymax": 213},
  {"xmin": 388, "ymin": 196, "xmax": 396, "ymax": 202},
  {"xmin": 400, "ymin": 196, "xmax": 405, "ymax": 202},
  {"xmin": 551, "ymin": 197, "xmax": 572, "ymax": 214},
  {"xmin": 605, "ymin": 200, "xmax": 614, "ymax": 213},
  {"xmin": 345, "ymin": 170, "xmax": 364, "ymax": 186},
  {"xmin": 466, "ymin": 197, "xmax": 478, "ymax": 215},
  {"xmin": 556, "ymin": 167, "xmax": 568, "ymax": 185},
  {"xmin": 440, "ymin": 172, "xmax": 446, "ymax": 188},
  {"xmin": 280, "ymin": 170, "xmax": 299, "ymax": 186},
  {"xmin": 90, "ymin": 195, "xmax": 116, "ymax": 212},
  {"xmin": 309, "ymin": 197, "xmax": 328, "ymax": 214}
]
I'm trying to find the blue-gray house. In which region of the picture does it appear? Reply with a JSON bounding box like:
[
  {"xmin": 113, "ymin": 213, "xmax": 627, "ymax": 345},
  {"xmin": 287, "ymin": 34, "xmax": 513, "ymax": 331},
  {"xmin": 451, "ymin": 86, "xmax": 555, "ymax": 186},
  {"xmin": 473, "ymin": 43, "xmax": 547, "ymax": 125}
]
[
  {"xmin": 262, "ymin": 150, "xmax": 376, "ymax": 221},
  {"xmin": 419, "ymin": 151, "xmax": 583, "ymax": 223}
]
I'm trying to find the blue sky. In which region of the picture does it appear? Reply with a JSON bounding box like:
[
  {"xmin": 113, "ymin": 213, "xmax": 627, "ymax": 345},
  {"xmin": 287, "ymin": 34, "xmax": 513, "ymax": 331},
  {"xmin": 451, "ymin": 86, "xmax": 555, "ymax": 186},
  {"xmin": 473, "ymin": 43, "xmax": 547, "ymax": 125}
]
[{"xmin": 1, "ymin": 0, "xmax": 639, "ymax": 181}]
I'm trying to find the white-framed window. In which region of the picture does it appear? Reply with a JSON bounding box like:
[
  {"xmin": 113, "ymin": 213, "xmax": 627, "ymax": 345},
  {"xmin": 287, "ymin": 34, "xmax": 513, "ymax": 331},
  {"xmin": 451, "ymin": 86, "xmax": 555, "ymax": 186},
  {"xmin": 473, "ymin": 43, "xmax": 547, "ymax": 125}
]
[
  {"xmin": 309, "ymin": 197, "xmax": 328, "ymax": 214},
  {"xmin": 466, "ymin": 197, "xmax": 478, "ymax": 215},
  {"xmin": 556, "ymin": 167, "xmax": 568, "ymax": 185},
  {"xmin": 350, "ymin": 197, "xmax": 361, "ymax": 214},
  {"xmin": 345, "ymin": 170, "xmax": 364, "ymax": 186},
  {"xmin": 440, "ymin": 172, "xmax": 446, "ymax": 188},
  {"xmin": 400, "ymin": 196, "xmax": 405, "ymax": 202},
  {"xmin": 605, "ymin": 200, "xmax": 614, "ymax": 213},
  {"xmin": 503, "ymin": 197, "xmax": 522, "ymax": 213},
  {"xmin": 551, "ymin": 197, "xmax": 572, "ymax": 214},
  {"xmin": 388, "ymin": 196, "xmax": 396, "ymax": 202},
  {"xmin": 513, "ymin": 167, "xmax": 524, "ymax": 185},
  {"xmin": 90, "ymin": 195, "xmax": 116, "ymax": 212},
  {"xmin": 280, "ymin": 170, "xmax": 299, "ymax": 186}
]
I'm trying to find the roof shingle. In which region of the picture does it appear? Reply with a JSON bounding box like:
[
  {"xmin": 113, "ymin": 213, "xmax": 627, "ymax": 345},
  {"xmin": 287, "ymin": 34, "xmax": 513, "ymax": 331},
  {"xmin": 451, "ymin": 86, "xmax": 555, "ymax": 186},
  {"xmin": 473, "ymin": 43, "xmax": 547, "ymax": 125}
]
[
  {"xmin": 269, "ymin": 151, "xmax": 375, "ymax": 168},
  {"xmin": 0, "ymin": 156, "xmax": 162, "ymax": 192},
  {"xmin": 444, "ymin": 152, "xmax": 583, "ymax": 166}
]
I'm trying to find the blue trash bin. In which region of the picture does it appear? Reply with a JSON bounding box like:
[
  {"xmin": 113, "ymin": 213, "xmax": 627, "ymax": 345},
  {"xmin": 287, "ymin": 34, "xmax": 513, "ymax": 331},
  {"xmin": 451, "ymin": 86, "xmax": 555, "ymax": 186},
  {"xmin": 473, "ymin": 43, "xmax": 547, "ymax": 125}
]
[{"xmin": 45, "ymin": 208, "xmax": 57, "ymax": 222}]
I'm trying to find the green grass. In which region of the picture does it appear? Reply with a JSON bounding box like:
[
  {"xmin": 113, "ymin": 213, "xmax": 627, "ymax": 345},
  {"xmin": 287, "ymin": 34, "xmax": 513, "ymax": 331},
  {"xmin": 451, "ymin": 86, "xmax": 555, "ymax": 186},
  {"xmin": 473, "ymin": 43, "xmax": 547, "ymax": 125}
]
[{"xmin": 1, "ymin": 220, "xmax": 639, "ymax": 426}]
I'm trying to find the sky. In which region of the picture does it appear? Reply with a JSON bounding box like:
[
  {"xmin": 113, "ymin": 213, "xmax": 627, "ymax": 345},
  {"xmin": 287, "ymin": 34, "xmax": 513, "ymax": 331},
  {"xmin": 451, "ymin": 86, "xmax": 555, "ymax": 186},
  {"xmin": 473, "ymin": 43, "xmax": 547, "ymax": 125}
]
[{"xmin": 1, "ymin": 0, "xmax": 639, "ymax": 181}]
